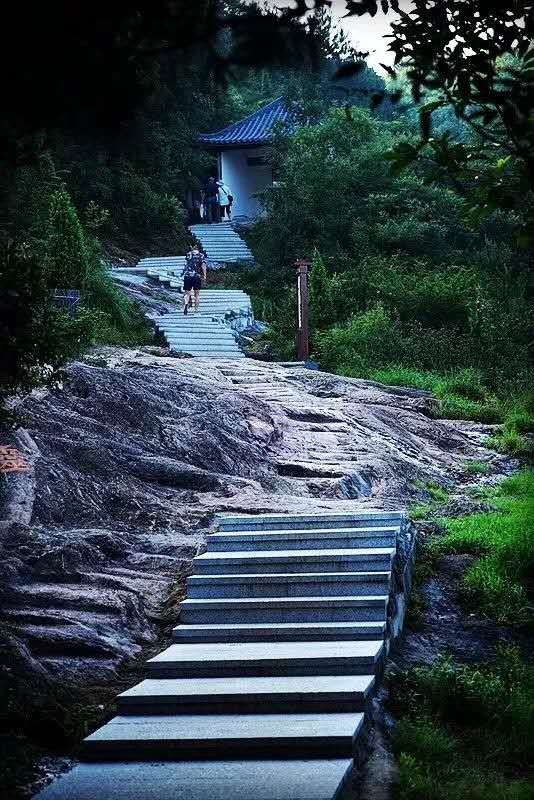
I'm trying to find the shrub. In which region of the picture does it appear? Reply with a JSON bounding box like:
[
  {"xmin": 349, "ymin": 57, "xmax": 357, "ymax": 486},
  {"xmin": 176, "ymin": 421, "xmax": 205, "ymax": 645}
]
[
  {"xmin": 308, "ymin": 252, "xmax": 338, "ymax": 331},
  {"xmin": 44, "ymin": 187, "xmax": 91, "ymax": 288},
  {"xmin": 316, "ymin": 305, "xmax": 401, "ymax": 376}
]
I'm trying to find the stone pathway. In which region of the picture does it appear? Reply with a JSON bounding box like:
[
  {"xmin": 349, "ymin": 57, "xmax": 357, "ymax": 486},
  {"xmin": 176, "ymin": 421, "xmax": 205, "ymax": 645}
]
[
  {"xmin": 36, "ymin": 508, "xmax": 402, "ymax": 800},
  {"xmin": 189, "ymin": 220, "xmax": 254, "ymax": 264},
  {"xmin": 155, "ymin": 290, "xmax": 252, "ymax": 358}
]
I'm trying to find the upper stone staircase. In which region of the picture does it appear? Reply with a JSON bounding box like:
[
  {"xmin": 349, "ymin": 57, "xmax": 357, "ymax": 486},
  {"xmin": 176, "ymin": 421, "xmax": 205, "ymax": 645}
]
[
  {"xmin": 36, "ymin": 508, "xmax": 404, "ymax": 800},
  {"xmin": 155, "ymin": 290, "xmax": 252, "ymax": 358},
  {"xmin": 189, "ymin": 221, "xmax": 254, "ymax": 264}
]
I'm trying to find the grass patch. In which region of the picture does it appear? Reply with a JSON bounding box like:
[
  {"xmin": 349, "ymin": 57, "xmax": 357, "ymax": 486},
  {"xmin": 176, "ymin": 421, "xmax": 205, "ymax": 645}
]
[
  {"xmin": 370, "ymin": 366, "xmax": 504, "ymax": 423},
  {"xmin": 405, "ymin": 539, "xmax": 438, "ymax": 628},
  {"xmin": 486, "ymin": 429, "xmax": 534, "ymax": 459},
  {"xmin": 433, "ymin": 470, "xmax": 534, "ymax": 624},
  {"xmin": 464, "ymin": 460, "xmax": 491, "ymax": 475},
  {"xmin": 391, "ymin": 647, "xmax": 534, "ymax": 800},
  {"xmin": 409, "ymin": 480, "xmax": 449, "ymax": 520}
]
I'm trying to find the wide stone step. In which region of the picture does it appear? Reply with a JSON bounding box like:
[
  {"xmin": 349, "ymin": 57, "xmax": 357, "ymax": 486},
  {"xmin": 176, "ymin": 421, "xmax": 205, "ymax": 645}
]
[
  {"xmin": 202, "ymin": 249, "xmax": 252, "ymax": 255},
  {"xmin": 217, "ymin": 511, "xmax": 404, "ymax": 531},
  {"xmin": 147, "ymin": 640, "xmax": 383, "ymax": 678},
  {"xmin": 161, "ymin": 327, "xmax": 237, "ymax": 334},
  {"xmin": 172, "ymin": 353, "xmax": 246, "ymax": 360},
  {"xmin": 180, "ymin": 596, "xmax": 387, "ymax": 625},
  {"xmin": 162, "ymin": 304, "xmax": 250, "ymax": 311},
  {"xmin": 117, "ymin": 674, "xmax": 374, "ymax": 714},
  {"xmin": 163, "ymin": 293, "xmax": 249, "ymax": 298},
  {"xmin": 166, "ymin": 336, "xmax": 241, "ymax": 343},
  {"xmin": 163, "ymin": 333, "xmax": 237, "ymax": 340},
  {"xmin": 183, "ymin": 354, "xmax": 247, "ymax": 360},
  {"xmin": 82, "ymin": 711, "xmax": 365, "ymax": 760},
  {"xmin": 34, "ymin": 760, "xmax": 353, "ymax": 800},
  {"xmin": 160, "ymin": 317, "xmax": 240, "ymax": 322},
  {"xmin": 186, "ymin": 571, "xmax": 391, "ymax": 599},
  {"xmin": 172, "ymin": 620, "xmax": 386, "ymax": 643},
  {"xmin": 199, "ymin": 242, "xmax": 251, "ymax": 247},
  {"xmin": 168, "ymin": 344, "xmax": 242, "ymax": 351},
  {"xmin": 193, "ymin": 547, "xmax": 395, "ymax": 575},
  {"xmin": 206, "ymin": 526, "xmax": 399, "ymax": 551},
  {"xmin": 170, "ymin": 351, "xmax": 244, "ymax": 358}
]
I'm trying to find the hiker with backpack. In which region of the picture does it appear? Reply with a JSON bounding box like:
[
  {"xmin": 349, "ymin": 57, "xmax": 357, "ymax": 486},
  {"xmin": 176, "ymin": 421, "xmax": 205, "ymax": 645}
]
[
  {"xmin": 217, "ymin": 180, "xmax": 234, "ymax": 220},
  {"xmin": 182, "ymin": 245, "xmax": 207, "ymax": 315}
]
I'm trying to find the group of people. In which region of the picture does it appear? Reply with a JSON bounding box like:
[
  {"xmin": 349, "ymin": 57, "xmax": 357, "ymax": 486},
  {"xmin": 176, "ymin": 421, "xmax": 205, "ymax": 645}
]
[
  {"xmin": 181, "ymin": 175, "xmax": 235, "ymax": 313},
  {"xmin": 197, "ymin": 176, "xmax": 234, "ymax": 223}
]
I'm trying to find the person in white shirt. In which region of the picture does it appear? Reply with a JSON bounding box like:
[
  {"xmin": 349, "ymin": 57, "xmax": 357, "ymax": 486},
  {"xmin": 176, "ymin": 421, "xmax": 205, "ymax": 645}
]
[{"xmin": 217, "ymin": 181, "xmax": 234, "ymax": 220}]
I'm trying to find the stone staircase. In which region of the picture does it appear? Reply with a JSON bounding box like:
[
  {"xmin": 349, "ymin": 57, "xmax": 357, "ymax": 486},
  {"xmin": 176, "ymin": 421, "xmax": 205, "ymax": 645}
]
[
  {"xmin": 189, "ymin": 221, "xmax": 254, "ymax": 264},
  {"xmin": 36, "ymin": 509, "xmax": 403, "ymax": 800},
  {"xmin": 155, "ymin": 290, "xmax": 252, "ymax": 358}
]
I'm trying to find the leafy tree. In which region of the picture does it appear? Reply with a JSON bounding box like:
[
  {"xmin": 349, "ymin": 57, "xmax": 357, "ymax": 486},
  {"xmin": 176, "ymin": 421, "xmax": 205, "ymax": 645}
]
[
  {"xmin": 250, "ymin": 107, "xmax": 532, "ymax": 385},
  {"xmin": 309, "ymin": 251, "xmax": 338, "ymax": 331},
  {"xmin": 296, "ymin": 2, "xmax": 534, "ymax": 239}
]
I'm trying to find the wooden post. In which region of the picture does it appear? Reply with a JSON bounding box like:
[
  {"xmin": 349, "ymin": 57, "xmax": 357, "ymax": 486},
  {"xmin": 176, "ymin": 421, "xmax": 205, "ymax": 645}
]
[{"xmin": 295, "ymin": 259, "xmax": 310, "ymax": 362}]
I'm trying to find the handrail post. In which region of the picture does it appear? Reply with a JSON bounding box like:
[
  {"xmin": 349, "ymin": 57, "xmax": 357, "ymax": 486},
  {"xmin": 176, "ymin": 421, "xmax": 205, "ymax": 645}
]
[{"xmin": 295, "ymin": 259, "xmax": 310, "ymax": 362}]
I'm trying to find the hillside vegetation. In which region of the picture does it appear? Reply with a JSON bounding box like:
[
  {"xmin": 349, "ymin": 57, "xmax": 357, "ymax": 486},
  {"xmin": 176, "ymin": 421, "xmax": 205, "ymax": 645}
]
[{"xmin": 236, "ymin": 107, "xmax": 533, "ymax": 455}]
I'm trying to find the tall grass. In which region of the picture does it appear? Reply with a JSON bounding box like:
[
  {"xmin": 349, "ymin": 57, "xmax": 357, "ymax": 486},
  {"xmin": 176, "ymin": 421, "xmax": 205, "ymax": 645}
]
[
  {"xmin": 434, "ymin": 470, "xmax": 534, "ymax": 623},
  {"xmin": 391, "ymin": 647, "xmax": 534, "ymax": 800}
]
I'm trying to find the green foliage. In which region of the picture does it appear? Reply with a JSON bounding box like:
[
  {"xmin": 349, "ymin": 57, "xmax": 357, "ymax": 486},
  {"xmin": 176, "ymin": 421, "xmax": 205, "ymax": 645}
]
[
  {"xmin": 44, "ymin": 187, "xmax": 91, "ymax": 288},
  {"xmin": 254, "ymin": 107, "xmax": 532, "ymax": 395},
  {"xmin": 391, "ymin": 647, "xmax": 534, "ymax": 800},
  {"xmin": 464, "ymin": 461, "xmax": 491, "ymax": 476},
  {"xmin": 409, "ymin": 481, "xmax": 449, "ymax": 521},
  {"xmin": 1, "ymin": 185, "xmax": 151, "ymax": 409},
  {"xmin": 308, "ymin": 252, "xmax": 338, "ymax": 332},
  {"xmin": 434, "ymin": 471, "xmax": 534, "ymax": 623},
  {"xmin": 315, "ymin": 305, "xmax": 400, "ymax": 377}
]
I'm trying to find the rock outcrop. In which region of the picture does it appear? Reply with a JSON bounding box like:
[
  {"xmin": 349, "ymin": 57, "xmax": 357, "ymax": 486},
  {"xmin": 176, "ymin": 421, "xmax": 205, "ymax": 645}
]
[{"xmin": 0, "ymin": 348, "xmax": 512, "ymax": 796}]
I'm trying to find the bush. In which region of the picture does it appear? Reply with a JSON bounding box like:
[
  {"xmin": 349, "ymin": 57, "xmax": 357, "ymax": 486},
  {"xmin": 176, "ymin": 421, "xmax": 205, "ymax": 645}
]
[
  {"xmin": 44, "ymin": 187, "xmax": 91, "ymax": 288},
  {"xmin": 1, "ymin": 186, "xmax": 151, "ymax": 411},
  {"xmin": 255, "ymin": 107, "xmax": 532, "ymax": 407},
  {"xmin": 316, "ymin": 305, "xmax": 401, "ymax": 376}
]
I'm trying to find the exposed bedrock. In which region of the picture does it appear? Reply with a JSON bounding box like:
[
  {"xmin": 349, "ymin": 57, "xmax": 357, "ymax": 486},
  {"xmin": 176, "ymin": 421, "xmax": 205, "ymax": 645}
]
[{"xmin": 1, "ymin": 347, "xmax": 512, "ymax": 692}]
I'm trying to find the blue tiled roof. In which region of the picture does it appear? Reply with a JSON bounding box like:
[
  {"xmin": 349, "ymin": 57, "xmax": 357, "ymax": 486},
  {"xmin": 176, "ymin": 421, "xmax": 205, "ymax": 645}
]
[{"xmin": 198, "ymin": 97, "xmax": 292, "ymax": 148}]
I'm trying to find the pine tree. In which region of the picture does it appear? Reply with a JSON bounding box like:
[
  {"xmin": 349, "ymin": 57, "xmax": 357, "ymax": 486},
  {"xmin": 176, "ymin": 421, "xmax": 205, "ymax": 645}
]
[{"xmin": 44, "ymin": 187, "xmax": 90, "ymax": 289}]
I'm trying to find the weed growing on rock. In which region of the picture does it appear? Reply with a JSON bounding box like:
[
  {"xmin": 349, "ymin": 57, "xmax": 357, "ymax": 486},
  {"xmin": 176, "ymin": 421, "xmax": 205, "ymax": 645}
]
[{"xmin": 464, "ymin": 460, "xmax": 491, "ymax": 475}]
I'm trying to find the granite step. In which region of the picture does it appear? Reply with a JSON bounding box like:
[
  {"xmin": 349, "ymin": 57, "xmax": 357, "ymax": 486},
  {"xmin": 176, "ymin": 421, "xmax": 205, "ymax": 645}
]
[
  {"xmin": 206, "ymin": 526, "xmax": 399, "ymax": 551},
  {"xmin": 216, "ymin": 511, "xmax": 404, "ymax": 531},
  {"xmin": 147, "ymin": 639, "xmax": 384, "ymax": 678},
  {"xmin": 186, "ymin": 571, "xmax": 391, "ymax": 599},
  {"xmin": 34, "ymin": 759, "xmax": 353, "ymax": 800},
  {"xmin": 180, "ymin": 595, "xmax": 388, "ymax": 624},
  {"xmin": 117, "ymin": 674, "xmax": 375, "ymax": 714},
  {"xmin": 172, "ymin": 620, "xmax": 386, "ymax": 643},
  {"xmin": 82, "ymin": 711, "xmax": 365, "ymax": 760},
  {"xmin": 192, "ymin": 547, "xmax": 395, "ymax": 574}
]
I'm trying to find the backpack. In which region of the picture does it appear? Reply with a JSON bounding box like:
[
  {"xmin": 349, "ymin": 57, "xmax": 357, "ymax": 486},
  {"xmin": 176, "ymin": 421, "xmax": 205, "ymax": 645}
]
[{"xmin": 185, "ymin": 251, "xmax": 203, "ymax": 277}]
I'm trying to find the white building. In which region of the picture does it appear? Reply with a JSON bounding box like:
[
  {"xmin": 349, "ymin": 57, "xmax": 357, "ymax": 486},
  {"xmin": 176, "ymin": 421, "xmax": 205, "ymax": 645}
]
[{"xmin": 198, "ymin": 97, "xmax": 291, "ymax": 220}]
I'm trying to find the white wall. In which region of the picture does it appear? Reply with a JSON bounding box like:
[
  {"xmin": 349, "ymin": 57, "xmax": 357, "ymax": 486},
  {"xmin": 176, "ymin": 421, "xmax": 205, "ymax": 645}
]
[{"xmin": 220, "ymin": 147, "xmax": 273, "ymax": 219}]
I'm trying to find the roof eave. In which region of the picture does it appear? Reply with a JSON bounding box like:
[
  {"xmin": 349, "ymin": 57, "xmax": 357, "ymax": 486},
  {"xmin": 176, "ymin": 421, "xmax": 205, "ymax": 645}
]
[{"xmin": 198, "ymin": 138, "xmax": 273, "ymax": 150}]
